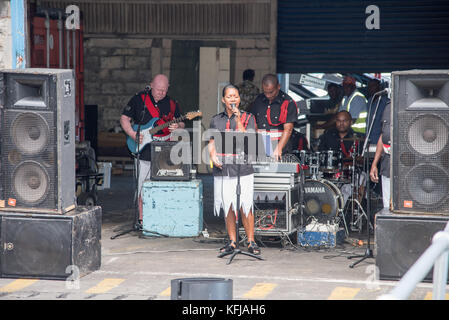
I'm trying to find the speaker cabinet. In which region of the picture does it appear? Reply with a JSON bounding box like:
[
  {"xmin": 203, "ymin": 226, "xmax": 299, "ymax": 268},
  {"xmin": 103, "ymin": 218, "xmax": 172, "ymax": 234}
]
[
  {"xmin": 0, "ymin": 206, "xmax": 101, "ymax": 280},
  {"xmin": 0, "ymin": 68, "xmax": 76, "ymax": 214},
  {"xmin": 375, "ymin": 209, "xmax": 449, "ymax": 282},
  {"xmin": 150, "ymin": 141, "xmax": 191, "ymax": 181},
  {"xmin": 171, "ymin": 278, "xmax": 233, "ymax": 300},
  {"xmin": 391, "ymin": 70, "xmax": 449, "ymax": 214}
]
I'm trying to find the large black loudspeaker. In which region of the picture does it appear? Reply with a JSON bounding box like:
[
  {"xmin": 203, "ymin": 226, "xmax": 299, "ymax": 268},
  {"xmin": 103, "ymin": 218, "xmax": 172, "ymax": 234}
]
[
  {"xmin": 150, "ymin": 141, "xmax": 191, "ymax": 180},
  {"xmin": 0, "ymin": 69, "xmax": 76, "ymax": 214},
  {"xmin": 391, "ymin": 70, "xmax": 449, "ymax": 214},
  {"xmin": 0, "ymin": 206, "xmax": 101, "ymax": 280},
  {"xmin": 375, "ymin": 209, "xmax": 449, "ymax": 281}
]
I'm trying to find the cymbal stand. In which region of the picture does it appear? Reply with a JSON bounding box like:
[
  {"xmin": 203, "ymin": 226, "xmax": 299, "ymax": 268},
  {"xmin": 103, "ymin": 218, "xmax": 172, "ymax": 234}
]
[
  {"xmin": 347, "ymin": 92, "xmax": 384, "ymax": 267},
  {"xmin": 350, "ymin": 169, "xmax": 372, "ymax": 233},
  {"xmin": 346, "ymin": 141, "xmax": 372, "ymax": 233}
]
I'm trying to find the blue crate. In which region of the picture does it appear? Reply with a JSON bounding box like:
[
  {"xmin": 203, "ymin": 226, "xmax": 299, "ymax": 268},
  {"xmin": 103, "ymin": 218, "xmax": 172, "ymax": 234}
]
[
  {"xmin": 298, "ymin": 227, "xmax": 345, "ymax": 247},
  {"xmin": 142, "ymin": 180, "xmax": 203, "ymax": 237}
]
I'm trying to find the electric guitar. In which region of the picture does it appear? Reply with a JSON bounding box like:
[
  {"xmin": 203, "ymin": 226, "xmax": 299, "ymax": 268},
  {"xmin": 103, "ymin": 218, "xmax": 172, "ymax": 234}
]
[{"xmin": 126, "ymin": 111, "xmax": 202, "ymax": 155}]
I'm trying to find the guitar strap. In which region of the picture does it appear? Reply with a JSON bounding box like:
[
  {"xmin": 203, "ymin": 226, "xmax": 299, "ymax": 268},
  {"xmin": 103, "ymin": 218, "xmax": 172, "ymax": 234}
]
[{"xmin": 140, "ymin": 93, "xmax": 177, "ymax": 137}]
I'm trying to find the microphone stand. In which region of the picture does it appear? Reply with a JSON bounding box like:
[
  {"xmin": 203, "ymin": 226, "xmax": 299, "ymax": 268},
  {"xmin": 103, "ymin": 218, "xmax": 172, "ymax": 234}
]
[
  {"xmin": 347, "ymin": 91, "xmax": 384, "ymax": 267},
  {"xmin": 217, "ymin": 133, "xmax": 263, "ymax": 264},
  {"xmin": 111, "ymin": 87, "xmax": 167, "ymax": 239}
]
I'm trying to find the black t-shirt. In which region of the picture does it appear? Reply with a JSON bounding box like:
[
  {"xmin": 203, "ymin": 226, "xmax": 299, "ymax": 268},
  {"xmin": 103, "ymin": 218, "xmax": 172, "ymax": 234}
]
[
  {"xmin": 209, "ymin": 111, "xmax": 256, "ymax": 177},
  {"xmin": 318, "ymin": 128, "xmax": 360, "ymax": 157},
  {"xmin": 249, "ymin": 90, "xmax": 298, "ymax": 154},
  {"xmin": 122, "ymin": 90, "xmax": 181, "ymax": 161}
]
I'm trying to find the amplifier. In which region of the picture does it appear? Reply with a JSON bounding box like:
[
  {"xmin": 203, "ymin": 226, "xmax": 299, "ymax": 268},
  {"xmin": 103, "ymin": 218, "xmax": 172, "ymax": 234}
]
[{"xmin": 150, "ymin": 141, "xmax": 191, "ymax": 181}]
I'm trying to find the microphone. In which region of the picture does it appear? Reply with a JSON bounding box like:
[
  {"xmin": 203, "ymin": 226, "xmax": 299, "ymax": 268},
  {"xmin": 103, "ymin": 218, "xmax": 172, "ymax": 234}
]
[
  {"xmin": 231, "ymin": 103, "xmax": 236, "ymax": 110},
  {"xmin": 144, "ymin": 85, "xmax": 151, "ymax": 92}
]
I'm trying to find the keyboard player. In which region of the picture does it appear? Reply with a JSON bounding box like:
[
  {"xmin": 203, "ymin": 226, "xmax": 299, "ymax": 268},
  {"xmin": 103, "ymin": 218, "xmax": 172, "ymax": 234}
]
[{"xmin": 249, "ymin": 74, "xmax": 298, "ymax": 160}]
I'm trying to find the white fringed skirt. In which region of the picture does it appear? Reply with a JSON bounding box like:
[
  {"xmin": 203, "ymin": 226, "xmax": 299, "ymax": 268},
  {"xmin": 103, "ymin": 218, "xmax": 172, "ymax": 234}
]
[{"xmin": 214, "ymin": 174, "xmax": 254, "ymax": 218}]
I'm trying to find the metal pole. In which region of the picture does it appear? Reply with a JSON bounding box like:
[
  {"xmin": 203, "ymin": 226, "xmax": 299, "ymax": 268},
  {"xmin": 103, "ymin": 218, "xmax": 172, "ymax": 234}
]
[
  {"xmin": 432, "ymin": 224, "xmax": 449, "ymax": 300},
  {"xmin": 58, "ymin": 11, "xmax": 63, "ymax": 68},
  {"xmin": 44, "ymin": 10, "xmax": 50, "ymax": 68}
]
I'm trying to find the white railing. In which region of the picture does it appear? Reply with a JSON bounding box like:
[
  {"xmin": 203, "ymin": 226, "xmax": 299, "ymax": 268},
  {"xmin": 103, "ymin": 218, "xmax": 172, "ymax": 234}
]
[{"xmin": 379, "ymin": 221, "xmax": 449, "ymax": 300}]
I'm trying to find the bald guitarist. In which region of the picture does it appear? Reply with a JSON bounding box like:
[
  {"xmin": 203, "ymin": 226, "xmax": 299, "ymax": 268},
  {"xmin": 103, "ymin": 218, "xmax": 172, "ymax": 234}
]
[{"xmin": 120, "ymin": 74, "xmax": 185, "ymax": 222}]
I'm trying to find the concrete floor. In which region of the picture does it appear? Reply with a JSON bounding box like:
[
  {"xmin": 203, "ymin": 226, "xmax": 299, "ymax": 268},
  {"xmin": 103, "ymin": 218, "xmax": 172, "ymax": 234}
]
[{"xmin": 0, "ymin": 172, "xmax": 446, "ymax": 301}]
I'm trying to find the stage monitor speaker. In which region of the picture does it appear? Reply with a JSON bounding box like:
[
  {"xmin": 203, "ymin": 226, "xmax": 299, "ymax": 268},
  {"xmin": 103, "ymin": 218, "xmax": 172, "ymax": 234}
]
[
  {"xmin": 391, "ymin": 70, "xmax": 449, "ymax": 214},
  {"xmin": 150, "ymin": 141, "xmax": 191, "ymax": 181},
  {"xmin": 375, "ymin": 209, "xmax": 449, "ymax": 282},
  {"xmin": 0, "ymin": 68, "xmax": 76, "ymax": 214},
  {"xmin": 0, "ymin": 206, "xmax": 101, "ymax": 280},
  {"xmin": 171, "ymin": 278, "xmax": 233, "ymax": 300}
]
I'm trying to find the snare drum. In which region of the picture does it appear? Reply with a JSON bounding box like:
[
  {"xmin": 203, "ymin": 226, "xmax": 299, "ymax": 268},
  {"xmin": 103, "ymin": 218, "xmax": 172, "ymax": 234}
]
[
  {"xmin": 328, "ymin": 165, "xmax": 353, "ymax": 183},
  {"xmin": 302, "ymin": 179, "xmax": 344, "ymax": 223}
]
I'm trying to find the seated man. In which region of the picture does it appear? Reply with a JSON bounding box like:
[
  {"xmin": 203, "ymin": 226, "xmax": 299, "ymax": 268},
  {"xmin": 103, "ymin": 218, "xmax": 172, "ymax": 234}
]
[
  {"xmin": 318, "ymin": 110, "xmax": 360, "ymax": 156},
  {"xmin": 318, "ymin": 110, "xmax": 366, "ymax": 205}
]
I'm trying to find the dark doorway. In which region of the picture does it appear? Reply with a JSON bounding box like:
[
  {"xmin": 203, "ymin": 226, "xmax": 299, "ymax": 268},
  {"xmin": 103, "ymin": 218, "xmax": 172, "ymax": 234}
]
[{"xmin": 169, "ymin": 40, "xmax": 200, "ymax": 115}]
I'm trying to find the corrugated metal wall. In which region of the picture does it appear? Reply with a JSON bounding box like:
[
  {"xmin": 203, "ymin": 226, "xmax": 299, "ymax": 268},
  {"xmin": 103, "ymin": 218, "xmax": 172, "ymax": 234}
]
[
  {"xmin": 277, "ymin": 0, "xmax": 449, "ymax": 73},
  {"xmin": 40, "ymin": 0, "xmax": 270, "ymax": 36}
]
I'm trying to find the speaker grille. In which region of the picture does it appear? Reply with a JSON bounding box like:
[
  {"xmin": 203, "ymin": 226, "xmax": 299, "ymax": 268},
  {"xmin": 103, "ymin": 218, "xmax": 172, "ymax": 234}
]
[
  {"xmin": 394, "ymin": 110, "xmax": 449, "ymax": 214},
  {"xmin": 391, "ymin": 223, "xmax": 432, "ymax": 273},
  {"xmin": 11, "ymin": 112, "xmax": 50, "ymax": 155},
  {"xmin": 1, "ymin": 217, "xmax": 72, "ymax": 277},
  {"xmin": 405, "ymin": 164, "xmax": 449, "ymax": 207},
  {"xmin": 375, "ymin": 211, "xmax": 449, "ymax": 282},
  {"xmin": 2, "ymin": 109, "xmax": 56, "ymax": 209},
  {"xmin": 156, "ymin": 147, "xmax": 183, "ymax": 170},
  {"xmin": 407, "ymin": 114, "xmax": 448, "ymax": 155},
  {"xmin": 12, "ymin": 161, "xmax": 50, "ymax": 205}
]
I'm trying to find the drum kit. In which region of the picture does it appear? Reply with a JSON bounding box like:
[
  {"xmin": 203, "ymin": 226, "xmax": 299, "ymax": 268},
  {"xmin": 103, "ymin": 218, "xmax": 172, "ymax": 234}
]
[{"xmin": 293, "ymin": 136, "xmax": 370, "ymax": 235}]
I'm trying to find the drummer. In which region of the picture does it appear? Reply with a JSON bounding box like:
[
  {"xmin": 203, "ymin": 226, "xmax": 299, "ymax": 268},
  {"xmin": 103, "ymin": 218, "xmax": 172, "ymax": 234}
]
[
  {"xmin": 317, "ymin": 110, "xmax": 361, "ymax": 159},
  {"xmin": 317, "ymin": 110, "xmax": 365, "ymax": 204}
]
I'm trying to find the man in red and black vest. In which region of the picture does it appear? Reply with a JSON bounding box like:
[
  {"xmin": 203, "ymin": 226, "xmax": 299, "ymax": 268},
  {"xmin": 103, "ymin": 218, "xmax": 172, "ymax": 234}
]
[
  {"xmin": 120, "ymin": 74, "xmax": 185, "ymax": 220},
  {"xmin": 318, "ymin": 110, "xmax": 358, "ymax": 157},
  {"xmin": 249, "ymin": 74, "xmax": 298, "ymax": 160},
  {"xmin": 318, "ymin": 110, "xmax": 365, "ymax": 205}
]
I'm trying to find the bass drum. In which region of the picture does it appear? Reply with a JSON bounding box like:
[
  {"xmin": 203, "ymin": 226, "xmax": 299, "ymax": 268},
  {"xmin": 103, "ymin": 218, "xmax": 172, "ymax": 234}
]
[{"xmin": 302, "ymin": 179, "xmax": 344, "ymax": 223}]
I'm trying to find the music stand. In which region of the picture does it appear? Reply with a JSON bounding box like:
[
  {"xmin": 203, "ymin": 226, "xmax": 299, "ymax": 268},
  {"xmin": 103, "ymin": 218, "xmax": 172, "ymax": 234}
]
[
  {"xmin": 214, "ymin": 131, "xmax": 264, "ymax": 264},
  {"xmin": 347, "ymin": 93, "xmax": 384, "ymax": 267}
]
